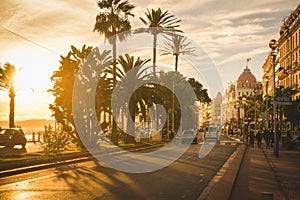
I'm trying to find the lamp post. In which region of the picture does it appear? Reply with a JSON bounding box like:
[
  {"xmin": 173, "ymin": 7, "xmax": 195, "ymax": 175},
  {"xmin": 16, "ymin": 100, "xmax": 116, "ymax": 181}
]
[
  {"xmin": 242, "ymin": 97, "xmax": 247, "ymax": 143},
  {"xmin": 265, "ymin": 73, "xmax": 269, "ymax": 129},
  {"xmin": 269, "ymin": 39, "xmax": 279, "ymax": 157}
]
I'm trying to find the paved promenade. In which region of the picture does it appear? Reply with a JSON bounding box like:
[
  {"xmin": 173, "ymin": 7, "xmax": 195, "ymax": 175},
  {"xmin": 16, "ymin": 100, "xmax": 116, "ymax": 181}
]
[{"xmin": 231, "ymin": 144, "xmax": 300, "ymax": 200}]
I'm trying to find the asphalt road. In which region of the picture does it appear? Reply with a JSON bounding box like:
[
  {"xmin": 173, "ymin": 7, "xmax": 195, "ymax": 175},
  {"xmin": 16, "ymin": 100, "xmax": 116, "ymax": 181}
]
[{"xmin": 0, "ymin": 138, "xmax": 239, "ymax": 200}]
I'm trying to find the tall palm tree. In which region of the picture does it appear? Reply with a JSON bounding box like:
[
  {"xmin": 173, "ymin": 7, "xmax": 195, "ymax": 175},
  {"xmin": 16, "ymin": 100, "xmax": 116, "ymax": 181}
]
[
  {"xmin": 114, "ymin": 53, "xmax": 151, "ymax": 143},
  {"xmin": 161, "ymin": 34, "xmax": 195, "ymax": 71},
  {"xmin": 94, "ymin": 0, "xmax": 135, "ymax": 144},
  {"xmin": 161, "ymin": 34, "xmax": 195, "ymax": 132},
  {"xmin": 139, "ymin": 8, "xmax": 182, "ymax": 75},
  {"xmin": 0, "ymin": 62, "xmax": 16, "ymax": 128},
  {"xmin": 94, "ymin": 0, "xmax": 134, "ymax": 87}
]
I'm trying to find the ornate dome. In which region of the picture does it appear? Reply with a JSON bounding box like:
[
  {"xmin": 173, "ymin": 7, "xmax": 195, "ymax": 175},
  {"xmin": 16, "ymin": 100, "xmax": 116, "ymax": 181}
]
[{"xmin": 237, "ymin": 66, "xmax": 256, "ymax": 88}]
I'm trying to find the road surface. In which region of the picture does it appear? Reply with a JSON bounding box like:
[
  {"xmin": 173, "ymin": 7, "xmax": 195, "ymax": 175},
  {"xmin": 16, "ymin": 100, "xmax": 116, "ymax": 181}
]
[{"xmin": 0, "ymin": 137, "xmax": 239, "ymax": 200}]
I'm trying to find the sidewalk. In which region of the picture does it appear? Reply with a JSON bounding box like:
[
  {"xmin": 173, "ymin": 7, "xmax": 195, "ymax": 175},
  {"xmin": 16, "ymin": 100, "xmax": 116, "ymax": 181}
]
[
  {"xmin": 262, "ymin": 147, "xmax": 300, "ymax": 199},
  {"xmin": 230, "ymin": 144, "xmax": 300, "ymax": 200}
]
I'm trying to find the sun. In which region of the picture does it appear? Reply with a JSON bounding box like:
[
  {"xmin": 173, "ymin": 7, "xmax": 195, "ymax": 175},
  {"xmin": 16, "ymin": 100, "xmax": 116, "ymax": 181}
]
[{"xmin": 1, "ymin": 46, "xmax": 59, "ymax": 119}]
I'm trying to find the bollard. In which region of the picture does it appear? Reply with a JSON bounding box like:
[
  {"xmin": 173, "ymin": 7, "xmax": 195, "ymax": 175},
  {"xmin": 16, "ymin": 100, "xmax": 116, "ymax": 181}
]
[
  {"xmin": 38, "ymin": 132, "xmax": 41, "ymax": 142},
  {"xmin": 32, "ymin": 132, "xmax": 35, "ymax": 142},
  {"xmin": 261, "ymin": 192, "xmax": 273, "ymax": 200}
]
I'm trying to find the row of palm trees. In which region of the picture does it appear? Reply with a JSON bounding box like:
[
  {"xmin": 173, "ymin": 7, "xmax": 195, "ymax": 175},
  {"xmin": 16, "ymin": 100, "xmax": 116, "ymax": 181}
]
[
  {"xmin": 93, "ymin": 0, "xmax": 189, "ymax": 82},
  {"xmin": 0, "ymin": 0, "xmax": 209, "ymax": 147},
  {"xmin": 92, "ymin": 0, "xmax": 199, "ymax": 143}
]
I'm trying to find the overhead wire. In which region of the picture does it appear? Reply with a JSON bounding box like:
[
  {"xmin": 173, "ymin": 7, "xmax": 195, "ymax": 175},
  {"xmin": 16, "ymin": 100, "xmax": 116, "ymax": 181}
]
[{"xmin": 0, "ymin": 25, "xmax": 60, "ymax": 55}]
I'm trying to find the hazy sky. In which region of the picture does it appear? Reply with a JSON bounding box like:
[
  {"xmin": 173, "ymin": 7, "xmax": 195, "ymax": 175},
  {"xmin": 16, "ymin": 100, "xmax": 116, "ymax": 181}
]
[{"xmin": 0, "ymin": 0, "xmax": 299, "ymax": 121}]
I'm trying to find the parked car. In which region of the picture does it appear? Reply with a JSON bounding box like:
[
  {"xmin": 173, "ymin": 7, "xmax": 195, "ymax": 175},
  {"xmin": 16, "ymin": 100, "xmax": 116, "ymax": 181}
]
[
  {"xmin": 287, "ymin": 136, "xmax": 300, "ymax": 150},
  {"xmin": 0, "ymin": 128, "xmax": 27, "ymax": 148},
  {"xmin": 181, "ymin": 130, "xmax": 197, "ymax": 144}
]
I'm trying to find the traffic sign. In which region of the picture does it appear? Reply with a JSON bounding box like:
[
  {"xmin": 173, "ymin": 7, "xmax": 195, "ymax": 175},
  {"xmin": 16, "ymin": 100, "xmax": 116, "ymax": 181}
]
[{"xmin": 272, "ymin": 96, "xmax": 292, "ymax": 105}]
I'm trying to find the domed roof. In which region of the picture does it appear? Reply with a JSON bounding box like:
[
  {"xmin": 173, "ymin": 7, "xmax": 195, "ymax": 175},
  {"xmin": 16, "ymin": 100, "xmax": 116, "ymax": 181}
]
[{"xmin": 237, "ymin": 66, "xmax": 256, "ymax": 88}]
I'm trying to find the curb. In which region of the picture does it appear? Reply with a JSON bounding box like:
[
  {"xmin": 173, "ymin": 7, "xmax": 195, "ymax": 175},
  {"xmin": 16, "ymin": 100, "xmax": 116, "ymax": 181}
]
[{"xmin": 198, "ymin": 144, "xmax": 247, "ymax": 200}]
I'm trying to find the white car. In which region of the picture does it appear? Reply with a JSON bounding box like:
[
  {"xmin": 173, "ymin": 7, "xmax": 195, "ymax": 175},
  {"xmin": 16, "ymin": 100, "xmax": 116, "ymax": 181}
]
[{"xmin": 204, "ymin": 126, "xmax": 219, "ymax": 140}]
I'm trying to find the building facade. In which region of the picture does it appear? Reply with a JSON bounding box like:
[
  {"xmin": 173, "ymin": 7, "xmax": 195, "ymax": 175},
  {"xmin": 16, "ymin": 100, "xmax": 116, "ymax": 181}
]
[
  {"xmin": 211, "ymin": 92, "xmax": 222, "ymax": 126},
  {"xmin": 277, "ymin": 4, "xmax": 300, "ymax": 100},
  {"xmin": 262, "ymin": 4, "xmax": 300, "ymax": 131},
  {"xmin": 224, "ymin": 65, "xmax": 262, "ymax": 132}
]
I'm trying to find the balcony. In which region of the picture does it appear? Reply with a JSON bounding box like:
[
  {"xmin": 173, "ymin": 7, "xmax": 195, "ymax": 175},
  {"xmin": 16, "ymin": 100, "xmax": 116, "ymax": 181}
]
[
  {"xmin": 277, "ymin": 68, "xmax": 288, "ymax": 80},
  {"xmin": 292, "ymin": 83, "xmax": 299, "ymax": 90},
  {"xmin": 293, "ymin": 61, "xmax": 300, "ymax": 71}
]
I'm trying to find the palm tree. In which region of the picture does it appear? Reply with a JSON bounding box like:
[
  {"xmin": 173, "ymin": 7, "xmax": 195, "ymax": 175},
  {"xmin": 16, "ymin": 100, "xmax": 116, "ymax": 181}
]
[
  {"xmin": 161, "ymin": 34, "xmax": 195, "ymax": 71},
  {"xmin": 94, "ymin": 0, "xmax": 135, "ymax": 144},
  {"xmin": 114, "ymin": 53, "xmax": 151, "ymax": 143},
  {"xmin": 0, "ymin": 62, "xmax": 16, "ymax": 128},
  {"xmin": 139, "ymin": 8, "xmax": 182, "ymax": 75},
  {"xmin": 94, "ymin": 0, "xmax": 134, "ymax": 87},
  {"xmin": 161, "ymin": 34, "xmax": 195, "ymax": 131}
]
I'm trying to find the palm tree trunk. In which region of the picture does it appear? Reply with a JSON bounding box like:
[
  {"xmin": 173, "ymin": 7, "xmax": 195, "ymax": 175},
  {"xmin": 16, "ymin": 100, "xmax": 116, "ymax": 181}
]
[
  {"xmin": 175, "ymin": 55, "xmax": 179, "ymax": 71},
  {"xmin": 153, "ymin": 33, "xmax": 157, "ymax": 76},
  {"xmin": 126, "ymin": 111, "xmax": 135, "ymax": 144},
  {"xmin": 172, "ymin": 55, "xmax": 178, "ymax": 132},
  {"xmin": 172, "ymin": 83, "xmax": 175, "ymax": 133},
  {"xmin": 111, "ymin": 36, "xmax": 119, "ymax": 144},
  {"xmin": 9, "ymin": 88, "xmax": 15, "ymax": 128}
]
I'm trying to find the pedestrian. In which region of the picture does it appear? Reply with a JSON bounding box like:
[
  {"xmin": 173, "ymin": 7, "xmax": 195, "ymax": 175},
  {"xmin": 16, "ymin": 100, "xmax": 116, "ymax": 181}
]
[
  {"xmin": 170, "ymin": 130, "xmax": 175, "ymax": 141},
  {"xmin": 249, "ymin": 131, "xmax": 255, "ymax": 147},
  {"xmin": 263, "ymin": 129, "xmax": 270, "ymax": 148},
  {"xmin": 269, "ymin": 130, "xmax": 274, "ymax": 148},
  {"xmin": 256, "ymin": 131, "xmax": 263, "ymax": 148}
]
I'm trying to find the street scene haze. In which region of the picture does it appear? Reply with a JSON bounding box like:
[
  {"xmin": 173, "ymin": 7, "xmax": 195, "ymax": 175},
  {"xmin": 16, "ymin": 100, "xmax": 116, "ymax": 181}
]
[{"xmin": 0, "ymin": 1, "xmax": 300, "ymax": 200}]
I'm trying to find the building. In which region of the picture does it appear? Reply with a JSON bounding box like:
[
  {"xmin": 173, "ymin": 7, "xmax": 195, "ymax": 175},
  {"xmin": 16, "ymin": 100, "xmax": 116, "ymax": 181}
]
[
  {"xmin": 224, "ymin": 64, "xmax": 262, "ymax": 132},
  {"xmin": 277, "ymin": 4, "xmax": 300, "ymax": 100},
  {"xmin": 198, "ymin": 102, "xmax": 211, "ymax": 129},
  {"xmin": 224, "ymin": 83, "xmax": 236, "ymax": 124},
  {"xmin": 211, "ymin": 92, "xmax": 222, "ymax": 126},
  {"xmin": 262, "ymin": 4, "xmax": 300, "ymax": 131},
  {"xmin": 236, "ymin": 65, "xmax": 258, "ymax": 97}
]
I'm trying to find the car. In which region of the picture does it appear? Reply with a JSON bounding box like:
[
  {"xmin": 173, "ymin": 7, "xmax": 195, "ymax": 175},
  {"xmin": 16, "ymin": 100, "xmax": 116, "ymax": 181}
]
[
  {"xmin": 204, "ymin": 126, "xmax": 219, "ymax": 140},
  {"xmin": 181, "ymin": 130, "xmax": 197, "ymax": 144},
  {"xmin": 0, "ymin": 128, "xmax": 27, "ymax": 148},
  {"xmin": 287, "ymin": 136, "xmax": 300, "ymax": 150}
]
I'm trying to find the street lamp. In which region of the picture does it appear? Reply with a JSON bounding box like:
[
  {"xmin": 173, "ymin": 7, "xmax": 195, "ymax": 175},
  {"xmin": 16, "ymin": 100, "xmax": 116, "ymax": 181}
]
[
  {"xmin": 264, "ymin": 73, "xmax": 269, "ymax": 129},
  {"xmin": 269, "ymin": 39, "xmax": 279, "ymax": 157},
  {"xmin": 242, "ymin": 97, "xmax": 247, "ymax": 143}
]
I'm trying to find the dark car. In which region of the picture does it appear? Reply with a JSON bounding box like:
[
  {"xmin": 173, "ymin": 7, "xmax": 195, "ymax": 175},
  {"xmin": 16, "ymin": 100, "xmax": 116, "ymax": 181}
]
[
  {"xmin": 287, "ymin": 136, "xmax": 300, "ymax": 150},
  {"xmin": 0, "ymin": 128, "xmax": 27, "ymax": 148}
]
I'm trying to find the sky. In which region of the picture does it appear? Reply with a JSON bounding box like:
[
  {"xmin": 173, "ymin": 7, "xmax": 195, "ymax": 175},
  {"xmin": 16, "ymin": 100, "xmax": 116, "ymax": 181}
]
[{"xmin": 0, "ymin": 0, "xmax": 299, "ymax": 121}]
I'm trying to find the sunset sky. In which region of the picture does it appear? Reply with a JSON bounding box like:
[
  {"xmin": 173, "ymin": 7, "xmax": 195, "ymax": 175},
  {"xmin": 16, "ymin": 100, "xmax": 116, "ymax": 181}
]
[{"xmin": 0, "ymin": 0, "xmax": 299, "ymax": 121}]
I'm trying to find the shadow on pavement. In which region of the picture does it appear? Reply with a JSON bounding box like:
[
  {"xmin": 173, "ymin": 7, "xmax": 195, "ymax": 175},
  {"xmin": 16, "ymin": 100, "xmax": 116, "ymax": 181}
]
[{"xmin": 0, "ymin": 146, "xmax": 27, "ymax": 158}]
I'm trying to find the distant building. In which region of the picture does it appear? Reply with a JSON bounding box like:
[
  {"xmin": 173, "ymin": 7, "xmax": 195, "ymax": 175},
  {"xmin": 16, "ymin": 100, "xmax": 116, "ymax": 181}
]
[
  {"xmin": 211, "ymin": 92, "xmax": 222, "ymax": 126},
  {"xmin": 224, "ymin": 83, "xmax": 236, "ymax": 124},
  {"xmin": 236, "ymin": 65, "xmax": 258, "ymax": 97},
  {"xmin": 224, "ymin": 64, "xmax": 262, "ymax": 131},
  {"xmin": 198, "ymin": 102, "xmax": 211, "ymax": 129}
]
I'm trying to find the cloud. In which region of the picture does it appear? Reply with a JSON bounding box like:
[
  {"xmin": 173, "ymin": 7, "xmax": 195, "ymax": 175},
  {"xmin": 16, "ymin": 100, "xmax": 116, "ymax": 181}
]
[{"xmin": 0, "ymin": 0, "xmax": 299, "ymax": 119}]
